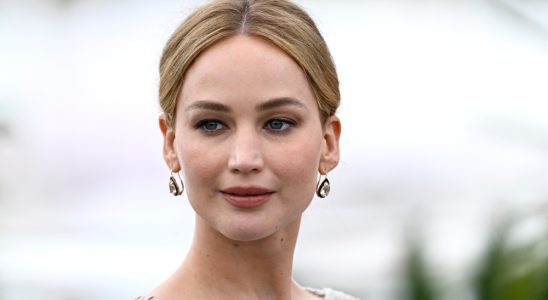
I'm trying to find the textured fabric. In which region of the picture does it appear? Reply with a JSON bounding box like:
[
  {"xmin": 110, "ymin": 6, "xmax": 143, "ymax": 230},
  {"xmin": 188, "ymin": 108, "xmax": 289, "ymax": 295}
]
[
  {"xmin": 306, "ymin": 287, "xmax": 361, "ymax": 300},
  {"xmin": 135, "ymin": 288, "xmax": 360, "ymax": 300}
]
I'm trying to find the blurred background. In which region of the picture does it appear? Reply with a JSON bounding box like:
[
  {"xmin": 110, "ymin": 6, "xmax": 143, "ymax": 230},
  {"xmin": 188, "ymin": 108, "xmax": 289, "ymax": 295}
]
[{"xmin": 1, "ymin": 0, "xmax": 548, "ymax": 299}]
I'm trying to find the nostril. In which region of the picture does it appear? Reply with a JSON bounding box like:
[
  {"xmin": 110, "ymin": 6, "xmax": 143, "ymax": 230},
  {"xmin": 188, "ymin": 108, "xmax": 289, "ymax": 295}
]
[{"xmin": 230, "ymin": 165, "xmax": 261, "ymax": 174}]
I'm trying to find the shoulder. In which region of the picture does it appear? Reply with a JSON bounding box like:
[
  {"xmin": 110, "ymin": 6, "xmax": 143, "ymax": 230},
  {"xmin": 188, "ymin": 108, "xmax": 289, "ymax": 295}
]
[{"xmin": 306, "ymin": 287, "xmax": 361, "ymax": 300}]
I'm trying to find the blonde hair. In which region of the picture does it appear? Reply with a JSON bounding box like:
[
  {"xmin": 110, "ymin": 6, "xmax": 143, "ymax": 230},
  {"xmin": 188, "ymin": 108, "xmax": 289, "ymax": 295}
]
[{"xmin": 159, "ymin": 0, "xmax": 339, "ymax": 127}]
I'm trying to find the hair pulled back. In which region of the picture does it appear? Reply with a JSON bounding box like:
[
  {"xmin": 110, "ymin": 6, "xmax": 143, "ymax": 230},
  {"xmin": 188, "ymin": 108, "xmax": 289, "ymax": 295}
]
[{"xmin": 159, "ymin": 0, "xmax": 339, "ymax": 127}]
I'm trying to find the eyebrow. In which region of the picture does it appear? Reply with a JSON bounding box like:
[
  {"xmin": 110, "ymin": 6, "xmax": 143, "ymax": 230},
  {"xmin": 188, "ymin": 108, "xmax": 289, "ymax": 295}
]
[
  {"xmin": 256, "ymin": 97, "xmax": 307, "ymax": 112},
  {"xmin": 184, "ymin": 100, "xmax": 232, "ymax": 113},
  {"xmin": 184, "ymin": 97, "xmax": 307, "ymax": 113}
]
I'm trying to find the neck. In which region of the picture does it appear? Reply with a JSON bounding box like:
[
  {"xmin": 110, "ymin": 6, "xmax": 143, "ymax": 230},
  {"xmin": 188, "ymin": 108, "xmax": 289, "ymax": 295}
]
[{"xmin": 175, "ymin": 215, "xmax": 303, "ymax": 299}]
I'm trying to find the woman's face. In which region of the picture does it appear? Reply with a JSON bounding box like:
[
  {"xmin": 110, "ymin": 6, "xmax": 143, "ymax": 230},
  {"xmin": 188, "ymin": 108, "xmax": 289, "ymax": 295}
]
[{"xmin": 161, "ymin": 35, "xmax": 340, "ymax": 241}]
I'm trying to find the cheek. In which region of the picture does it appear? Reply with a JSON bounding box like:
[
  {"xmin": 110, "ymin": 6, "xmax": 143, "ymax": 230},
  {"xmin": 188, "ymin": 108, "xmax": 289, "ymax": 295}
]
[
  {"xmin": 175, "ymin": 138, "xmax": 225, "ymax": 187},
  {"xmin": 270, "ymin": 132, "xmax": 323, "ymax": 190}
]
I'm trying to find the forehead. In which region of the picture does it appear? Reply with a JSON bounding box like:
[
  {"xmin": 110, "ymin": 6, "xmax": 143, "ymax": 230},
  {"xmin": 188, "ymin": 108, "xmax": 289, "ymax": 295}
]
[{"xmin": 178, "ymin": 35, "xmax": 316, "ymax": 109}]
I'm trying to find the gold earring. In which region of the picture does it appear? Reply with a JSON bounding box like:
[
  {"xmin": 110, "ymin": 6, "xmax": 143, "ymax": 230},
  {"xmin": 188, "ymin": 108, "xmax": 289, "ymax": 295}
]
[
  {"xmin": 316, "ymin": 174, "xmax": 330, "ymax": 198},
  {"xmin": 169, "ymin": 171, "xmax": 184, "ymax": 196}
]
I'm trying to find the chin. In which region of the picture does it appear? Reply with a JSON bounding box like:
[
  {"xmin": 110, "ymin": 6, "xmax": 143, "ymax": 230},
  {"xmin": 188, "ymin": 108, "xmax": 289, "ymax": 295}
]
[
  {"xmin": 216, "ymin": 213, "xmax": 303, "ymax": 243},
  {"xmin": 218, "ymin": 222, "xmax": 279, "ymax": 242}
]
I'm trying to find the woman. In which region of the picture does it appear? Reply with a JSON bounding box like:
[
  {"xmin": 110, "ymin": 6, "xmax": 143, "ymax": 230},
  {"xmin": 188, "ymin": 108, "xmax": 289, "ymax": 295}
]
[{"xmin": 137, "ymin": 0, "xmax": 357, "ymax": 299}]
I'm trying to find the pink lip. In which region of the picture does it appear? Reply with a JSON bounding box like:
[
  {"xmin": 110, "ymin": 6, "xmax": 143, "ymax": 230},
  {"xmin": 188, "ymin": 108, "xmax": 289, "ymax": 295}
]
[{"xmin": 221, "ymin": 186, "xmax": 274, "ymax": 208}]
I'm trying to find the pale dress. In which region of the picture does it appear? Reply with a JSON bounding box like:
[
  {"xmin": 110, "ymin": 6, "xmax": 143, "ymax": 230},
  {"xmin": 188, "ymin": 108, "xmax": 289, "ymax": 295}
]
[{"xmin": 135, "ymin": 287, "xmax": 360, "ymax": 300}]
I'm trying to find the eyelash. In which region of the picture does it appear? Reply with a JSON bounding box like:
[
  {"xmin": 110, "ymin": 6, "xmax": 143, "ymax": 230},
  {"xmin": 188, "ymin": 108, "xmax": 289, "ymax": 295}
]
[
  {"xmin": 265, "ymin": 118, "xmax": 295, "ymax": 131},
  {"xmin": 194, "ymin": 118, "xmax": 296, "ymax": 134},
  {"xmin": 195, "ymin": 119, "xmax": 226, "ymax": 133}
]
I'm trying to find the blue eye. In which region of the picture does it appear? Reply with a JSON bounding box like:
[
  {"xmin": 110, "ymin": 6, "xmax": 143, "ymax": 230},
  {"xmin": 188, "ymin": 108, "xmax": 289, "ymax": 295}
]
[
  {"xmin": 197, "ymin": 120, "xmax": 225, "ymax": 132},
  {"xmin": 266, "ymin": 119, "xmax": 293, "ymax": 131}
]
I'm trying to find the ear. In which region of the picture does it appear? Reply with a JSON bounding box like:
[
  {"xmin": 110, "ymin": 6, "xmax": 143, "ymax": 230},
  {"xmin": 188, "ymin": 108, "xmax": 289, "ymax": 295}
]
[
  {"xmin": 319, "ymin": 115, "xmax": 341, "ymax": 174},
  {"xmin": 159, "ymin": 114, "xmax": 181, "ymax": 172}
]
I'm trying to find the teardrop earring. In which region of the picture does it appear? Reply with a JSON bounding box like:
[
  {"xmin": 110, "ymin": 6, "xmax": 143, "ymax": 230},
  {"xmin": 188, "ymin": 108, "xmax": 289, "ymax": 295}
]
[
  {"xmin": 316, "ymin": 174, "xmax": 330, "ymax": 198},
  {"xmin": 169, "ymin": 171, "xmax": 184, "ymax": 196}
]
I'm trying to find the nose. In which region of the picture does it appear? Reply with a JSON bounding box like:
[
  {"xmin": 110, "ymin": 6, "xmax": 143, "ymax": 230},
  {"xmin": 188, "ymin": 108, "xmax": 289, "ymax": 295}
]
[{"xmin": 228, "ymin": 128, "xmax": 264, "ymax": 174}]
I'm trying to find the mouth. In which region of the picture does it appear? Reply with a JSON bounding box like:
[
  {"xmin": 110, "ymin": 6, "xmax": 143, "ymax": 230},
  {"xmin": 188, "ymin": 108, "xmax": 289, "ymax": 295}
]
[{"xmin": 220, "ymin": 186, "xmax": 274, "ymax": 208}]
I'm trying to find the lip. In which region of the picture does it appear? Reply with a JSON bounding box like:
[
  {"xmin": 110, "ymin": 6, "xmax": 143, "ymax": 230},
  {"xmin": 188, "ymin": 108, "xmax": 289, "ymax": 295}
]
[{"xmin": 220, "ymin": 186, "xmax": 274, "ymax": 208}]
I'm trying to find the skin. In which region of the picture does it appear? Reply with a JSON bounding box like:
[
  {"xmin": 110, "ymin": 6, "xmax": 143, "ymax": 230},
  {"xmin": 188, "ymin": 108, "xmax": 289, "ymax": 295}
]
[{"xmin": 155, "ymin": 35, "xmax": 341, "ymax": 300}]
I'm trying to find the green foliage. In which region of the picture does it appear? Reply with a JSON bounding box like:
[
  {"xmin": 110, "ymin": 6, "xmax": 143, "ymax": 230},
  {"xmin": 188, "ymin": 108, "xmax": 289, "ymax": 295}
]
[
  {"xmin": 473, "ymin": 220, "xmax": 548, "ymax": 300},
  {"xmin": 474, "ymin": 220, "xmax": 511, "ymax": 300},
  {"xmin": 403, "ymin": 218, "xmax": 548, "ymax": 300},
  {"xmin": 404, "ymin": 240, "xmax": 439, "ymax": 300}
]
